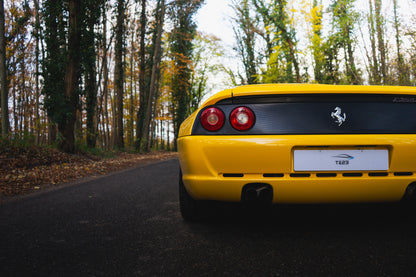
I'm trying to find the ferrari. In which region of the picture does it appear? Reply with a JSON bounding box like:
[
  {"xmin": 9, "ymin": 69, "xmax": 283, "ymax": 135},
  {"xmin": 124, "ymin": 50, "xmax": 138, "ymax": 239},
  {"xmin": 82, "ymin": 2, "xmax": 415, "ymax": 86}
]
[{"xmin": 177, "ymin": 84, "xmax": 416, "ymax": 220}]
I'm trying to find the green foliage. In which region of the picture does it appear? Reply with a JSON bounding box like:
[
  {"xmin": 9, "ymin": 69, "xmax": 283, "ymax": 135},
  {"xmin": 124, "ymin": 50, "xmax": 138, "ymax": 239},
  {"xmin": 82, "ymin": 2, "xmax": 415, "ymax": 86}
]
[
  {"xmin": 309, "ymin": 0, "xmax": 325, "ymax": 83},
  {"xmin": 0, "ymin": 132, "xmax": 35, "ymax": 149},
  {"xmin": 250, "ymin": 0, "xmax": 300, "ymax": 83},
  {"xmin": 321, "ymin": 35, "xmax": 341, "ymax": 84},
  {"xmin": 81, "ymin": 0, "xmax": 106, "ymax": 148},
  {"xmin": 41, "ymin": 0, "xmax": 68, "ymax": 126},
  {"xmin": 327, "ymin": 0, "xmax": 361, "ymax": 85},
  {"xmin": 169, "ymin": 0, "xmax": 204, "ymax": 149},
  {"xmin": 41, "ymin": 0, "xmax": 105, "ymax": 152},
  {"xmin": 75, "ymin": 140, "xmax": 117, "ymax": 158},
  {"xmin": 260, "ymin": 45, "xmax": 289, "ymax": 83}
]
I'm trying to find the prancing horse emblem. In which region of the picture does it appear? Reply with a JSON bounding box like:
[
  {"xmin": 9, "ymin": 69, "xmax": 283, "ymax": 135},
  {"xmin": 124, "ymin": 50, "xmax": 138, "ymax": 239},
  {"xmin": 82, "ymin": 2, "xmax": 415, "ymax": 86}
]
[{"xmin": 331, "ymin": 107, "xmax": 346, "ymax": 126}]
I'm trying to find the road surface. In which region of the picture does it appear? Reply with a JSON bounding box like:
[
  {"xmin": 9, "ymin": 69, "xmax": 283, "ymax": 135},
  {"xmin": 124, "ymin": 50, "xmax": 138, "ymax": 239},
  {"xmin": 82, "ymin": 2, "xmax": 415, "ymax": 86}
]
[{"xmin": 1, "ymin": 158, "xmax": 416, "ymax": 276}]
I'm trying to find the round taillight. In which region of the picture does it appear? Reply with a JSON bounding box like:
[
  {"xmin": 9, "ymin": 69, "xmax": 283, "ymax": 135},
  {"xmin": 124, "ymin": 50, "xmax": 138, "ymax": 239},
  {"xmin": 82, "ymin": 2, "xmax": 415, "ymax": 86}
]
[
  {"xmin": 230, "ymin": 106, "xmax": 255, "ymax": 131},
  {"xmin": 200, "ymin": 107, "xmax": 225, "ymax": 131}
]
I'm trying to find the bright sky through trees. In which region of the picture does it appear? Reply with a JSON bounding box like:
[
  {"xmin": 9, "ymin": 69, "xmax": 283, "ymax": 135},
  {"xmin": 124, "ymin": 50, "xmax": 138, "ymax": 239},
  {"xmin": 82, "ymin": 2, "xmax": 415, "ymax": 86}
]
[{"xmin": 196, "ymin": 0, "xmax": 416, "ymax": 97}]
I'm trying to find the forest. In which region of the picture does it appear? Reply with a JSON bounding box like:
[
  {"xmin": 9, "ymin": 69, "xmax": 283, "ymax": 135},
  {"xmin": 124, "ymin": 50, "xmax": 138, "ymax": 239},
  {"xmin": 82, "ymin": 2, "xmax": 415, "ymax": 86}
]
[{"xmin": 0, "ymin": 0, "xmax": 416, "ymax": 154}]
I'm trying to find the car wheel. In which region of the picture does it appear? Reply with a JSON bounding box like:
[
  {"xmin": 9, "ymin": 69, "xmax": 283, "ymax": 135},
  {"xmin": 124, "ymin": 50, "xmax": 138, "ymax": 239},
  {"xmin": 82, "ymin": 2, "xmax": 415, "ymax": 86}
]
[
  {"xmin": 179, "ymin": 169, "xmax": 201, "ymax": 221},
  {"xmin": 401, "ymin": 182, "xmax": 416, "ymax": 209}
]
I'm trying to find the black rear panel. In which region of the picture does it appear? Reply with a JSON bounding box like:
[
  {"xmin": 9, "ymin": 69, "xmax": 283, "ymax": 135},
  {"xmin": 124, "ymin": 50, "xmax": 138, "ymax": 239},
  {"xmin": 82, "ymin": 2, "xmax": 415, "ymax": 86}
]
[{"xmin": 192, "ymin": 94, "xmax": 416, "ymax": 135}]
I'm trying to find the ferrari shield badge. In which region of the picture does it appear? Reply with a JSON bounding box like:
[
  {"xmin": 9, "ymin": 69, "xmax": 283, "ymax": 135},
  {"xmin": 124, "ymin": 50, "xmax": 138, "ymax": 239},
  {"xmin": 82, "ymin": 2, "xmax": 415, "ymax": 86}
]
[{"xmin": 331, "ymin": 107, "xmax": 346, "ymax": 126}]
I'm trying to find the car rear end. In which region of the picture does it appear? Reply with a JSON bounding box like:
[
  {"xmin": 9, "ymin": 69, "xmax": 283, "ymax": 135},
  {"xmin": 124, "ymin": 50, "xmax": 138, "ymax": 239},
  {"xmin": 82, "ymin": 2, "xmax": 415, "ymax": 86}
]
[{"xmin": 177, "ymin": 84, "xmax": 416, "ymax": 218}]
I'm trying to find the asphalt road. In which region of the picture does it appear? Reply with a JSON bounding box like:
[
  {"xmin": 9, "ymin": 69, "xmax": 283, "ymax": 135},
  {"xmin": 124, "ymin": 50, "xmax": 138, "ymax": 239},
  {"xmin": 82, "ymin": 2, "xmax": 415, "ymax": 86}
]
[{"xmin": 1, "ymin": 158, "xmax": 416, "ymax": 276}]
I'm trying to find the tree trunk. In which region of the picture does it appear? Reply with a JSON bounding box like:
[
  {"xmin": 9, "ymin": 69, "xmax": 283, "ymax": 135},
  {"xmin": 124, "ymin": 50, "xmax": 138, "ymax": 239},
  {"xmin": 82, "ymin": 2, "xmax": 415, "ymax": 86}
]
[
  {"xmin": 374, "ymin": 0, "xmax": 387, "ymax": 84},
  {"xmin": 234, "ymin": 0, "xmax": 257, "ymax": 84},
  {"xmin": 129, "ymin": 28, "xmax": 135, "ymax": 147},
  {"xmin": 48, "ymin": 117, "xmax": 56, "ymax": 144},
  {"xmin": 102, "ymin": 13, "xmax": 110, "ymax": 150},
  {"xmin": 344, "ymin": 24, "xmax": 359, "ymax": 85},
  {"xmin": 85, "ymin": 5, "xmax": 98, "ymax": 148},
  {"xmin": 34, "ymin": 0, "xmax": 41, "ymax": 144},
  {"xmin": 252, "ymin": 0, "xmax": 273, "ymax": 58},
  {"xmin": 0, "ymin": 0, "xmax": 8, "ymax": 138},
  {"xmin": 368, "ymin": 0, "xmax": 380, "ymax": 84},
  {"xmin": 114, "ymin": 0, "xmax": 125, "ymax": 149},
  {"xmin": 392, "ymin": 0, "xmax": 408, "ymax": 85},
  {"xmin": 140, "ymin": 0, "xmax": 165, "ymax": 152},
  {"xmin": 311, "ymin": 0, "xmax": 324, "ymax": 83},
  {"xmin": 12, "ymin": 82, "xmax": 17, "ymax": 133},
  {"xmin": 21, "ymin": 51, "xmax": 28, "ymax": 134},
  {"xmin": 103, "ymin": 55, "xmax": 110, "ymax": 150},
  {"xmin": 136, "ymin": 0, "xmax": 147, "ymax": 150},
  {"xmin": 60, "ymin": 0, "xmax": 81, "ymax": 153}
]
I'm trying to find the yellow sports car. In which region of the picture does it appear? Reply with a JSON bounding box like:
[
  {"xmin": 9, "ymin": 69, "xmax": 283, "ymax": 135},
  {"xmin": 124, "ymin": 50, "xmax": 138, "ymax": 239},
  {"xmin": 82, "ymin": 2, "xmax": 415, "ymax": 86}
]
[{"xmin": 177, "ymin": 84, "xmax": 416, "ymax": 220}]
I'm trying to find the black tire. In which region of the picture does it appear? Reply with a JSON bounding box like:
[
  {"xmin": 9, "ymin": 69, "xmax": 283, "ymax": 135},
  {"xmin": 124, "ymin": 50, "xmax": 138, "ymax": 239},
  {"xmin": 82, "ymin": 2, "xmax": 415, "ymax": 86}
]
[
  {"xmin": 401, "ymin": 183, "xmax": 416, "ymax": 209},
  {"xmin": 179, "ymin": 169, "xmax": 201, "ymax": 221}
]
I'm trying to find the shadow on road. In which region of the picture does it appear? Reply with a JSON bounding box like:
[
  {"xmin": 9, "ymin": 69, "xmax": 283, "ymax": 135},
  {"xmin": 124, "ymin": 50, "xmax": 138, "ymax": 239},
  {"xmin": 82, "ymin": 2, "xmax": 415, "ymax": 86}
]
[
  {"xmin": 189, "ymin": 201, "xmax": 416, "ymax": 233},
  {"xmin": 177, "ymin": 202, "xmax": 416, "ymax": 276}
]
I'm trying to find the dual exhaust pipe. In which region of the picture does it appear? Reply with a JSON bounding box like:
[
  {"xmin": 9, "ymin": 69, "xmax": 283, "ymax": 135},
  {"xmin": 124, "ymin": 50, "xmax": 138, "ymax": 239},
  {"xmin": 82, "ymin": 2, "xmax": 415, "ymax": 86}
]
[{"xmin": 242, "ymin": 183, "xmax": 273, "ymax": 204}]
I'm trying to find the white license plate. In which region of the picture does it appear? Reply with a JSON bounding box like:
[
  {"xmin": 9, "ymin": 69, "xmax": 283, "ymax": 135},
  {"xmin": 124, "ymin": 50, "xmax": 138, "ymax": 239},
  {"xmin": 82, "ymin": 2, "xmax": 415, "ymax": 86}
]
[{"xmin": 293, "ymin": 149, "xmax": 389, "ymax": 171}]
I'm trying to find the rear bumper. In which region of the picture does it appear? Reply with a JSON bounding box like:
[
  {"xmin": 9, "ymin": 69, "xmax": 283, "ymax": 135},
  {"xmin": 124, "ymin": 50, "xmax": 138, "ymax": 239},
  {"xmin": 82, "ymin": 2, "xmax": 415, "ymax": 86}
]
[{"xmin": 177, "ymin": 134, "xmax": 416, "ymax": 204}]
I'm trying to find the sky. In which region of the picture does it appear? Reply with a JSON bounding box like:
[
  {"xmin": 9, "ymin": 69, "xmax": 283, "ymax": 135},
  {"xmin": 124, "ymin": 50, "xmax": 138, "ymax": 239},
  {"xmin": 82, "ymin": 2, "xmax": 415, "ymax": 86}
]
[
  {"xmin": 195, "ymin": 0, "xmax": 238, "ymax": 98},
  {"xmin": 196, "ymin": 0, "xmax": 235, "ymax": 49}
]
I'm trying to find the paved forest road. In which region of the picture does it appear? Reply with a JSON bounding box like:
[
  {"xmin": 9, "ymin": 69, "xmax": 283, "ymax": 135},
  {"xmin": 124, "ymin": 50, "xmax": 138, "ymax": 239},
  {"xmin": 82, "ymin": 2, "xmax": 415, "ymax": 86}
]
[{"xmin": 1, "ymin": 158, "xmax": 416, "ymax": 276}]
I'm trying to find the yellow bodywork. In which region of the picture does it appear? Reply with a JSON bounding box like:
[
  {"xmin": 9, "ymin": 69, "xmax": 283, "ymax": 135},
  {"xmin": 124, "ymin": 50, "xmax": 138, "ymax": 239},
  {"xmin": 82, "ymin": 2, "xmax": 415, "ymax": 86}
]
[{"xmin": 177, "ymin": 84, "xmax": 416, "ymax": 204}]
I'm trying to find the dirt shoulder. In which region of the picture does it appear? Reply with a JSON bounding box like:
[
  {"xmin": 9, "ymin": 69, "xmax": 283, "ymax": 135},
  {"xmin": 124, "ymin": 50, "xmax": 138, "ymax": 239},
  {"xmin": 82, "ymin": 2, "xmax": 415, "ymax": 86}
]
[{"xmin": 0, "ymin": 145, "xmax": 177, "ymax": 198}]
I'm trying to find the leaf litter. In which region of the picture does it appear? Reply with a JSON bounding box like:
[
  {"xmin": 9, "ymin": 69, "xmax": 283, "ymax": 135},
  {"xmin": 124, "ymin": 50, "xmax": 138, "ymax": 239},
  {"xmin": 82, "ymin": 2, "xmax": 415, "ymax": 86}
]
[{"xmin": 0, "ymin": 145, "xmax": 177, "ymax": 197}]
